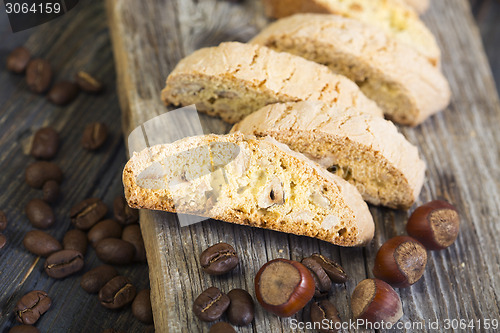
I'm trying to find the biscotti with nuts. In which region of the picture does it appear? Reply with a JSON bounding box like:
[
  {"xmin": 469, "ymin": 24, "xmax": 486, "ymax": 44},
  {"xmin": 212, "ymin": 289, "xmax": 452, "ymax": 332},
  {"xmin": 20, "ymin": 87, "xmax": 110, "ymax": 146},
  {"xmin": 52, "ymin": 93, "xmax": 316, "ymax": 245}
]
[
  {"xmin": 161, "ymin": 42, "xmax": 383, "ymax": 124},
  {"xmin": 404, "ymin": 0, "xmax": 429, "ymax": 14},
  {"xmin": 123, "ymin": 132, "xmax": 375, "ymax": 246},
  {"xmin": 231, "ymin": 101, "xmax": 426, "ymax": 209},
  {"xmin": 260, "ymin": 0, "xmax": 440, "ymax": 66},
  {"xmin": 251, "ymin": 14, "xmax": 450, "ymax": 126}
]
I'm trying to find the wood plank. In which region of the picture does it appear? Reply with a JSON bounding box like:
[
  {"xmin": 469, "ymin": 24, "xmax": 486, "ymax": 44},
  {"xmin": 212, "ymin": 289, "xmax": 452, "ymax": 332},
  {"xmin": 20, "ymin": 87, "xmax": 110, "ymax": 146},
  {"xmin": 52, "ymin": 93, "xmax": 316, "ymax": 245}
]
[{"xmin": 106, "ymin": 0, "xmax": 500, "ymax": 332}]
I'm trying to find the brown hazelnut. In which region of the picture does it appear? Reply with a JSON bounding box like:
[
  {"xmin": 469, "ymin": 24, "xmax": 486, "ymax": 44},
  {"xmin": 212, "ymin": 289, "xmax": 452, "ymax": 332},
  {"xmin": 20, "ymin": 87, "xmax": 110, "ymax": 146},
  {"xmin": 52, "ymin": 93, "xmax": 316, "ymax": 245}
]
[
  {"xmin": 373, "ymin": 236, "xmax": 427, "ymax": 288},
  {"xmin": 254, "ymin": 258, "xmax": 315, "ymax": 317},
  {"xmin": 351, "ymin": 278, "xmax": 403, "ymax": 324},
  {"xmin": 407, "ymin": 200, "xmax": 460, "ymax": 250}
]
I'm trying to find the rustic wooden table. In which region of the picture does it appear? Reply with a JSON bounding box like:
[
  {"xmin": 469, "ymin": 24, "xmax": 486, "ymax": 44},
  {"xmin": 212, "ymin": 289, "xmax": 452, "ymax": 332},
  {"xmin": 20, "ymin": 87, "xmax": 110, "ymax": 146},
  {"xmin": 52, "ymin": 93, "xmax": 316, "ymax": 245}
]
[{"xmin": 0, "ymin": 0, "xmax": 499, "ymax": 332}]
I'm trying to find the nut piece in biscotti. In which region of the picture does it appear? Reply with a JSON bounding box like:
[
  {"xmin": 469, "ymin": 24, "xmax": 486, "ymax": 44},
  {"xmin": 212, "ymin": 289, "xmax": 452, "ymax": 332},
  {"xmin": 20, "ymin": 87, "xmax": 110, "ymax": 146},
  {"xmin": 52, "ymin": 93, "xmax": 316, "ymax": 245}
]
[
  {"xmin": 161, "ymin": 42, "xmax": 383, "ymax": 124},
  {"xmin": 251, "ymin": 14, "xmax": 450, "ymax": 126},
  {"xmin": 231, "ymin": 101, "xmax": 426, "ymax": 209},
  {"xmin": 260, "ymin": 0, "xmax": 440, "ymax": 67},
  {"xmin": 122, "ymin": 133, "xmax": 374, "ymax": 246},
  {"xmin": 403, "ymin": 0, "xmax": 430, "ymax": 14}
]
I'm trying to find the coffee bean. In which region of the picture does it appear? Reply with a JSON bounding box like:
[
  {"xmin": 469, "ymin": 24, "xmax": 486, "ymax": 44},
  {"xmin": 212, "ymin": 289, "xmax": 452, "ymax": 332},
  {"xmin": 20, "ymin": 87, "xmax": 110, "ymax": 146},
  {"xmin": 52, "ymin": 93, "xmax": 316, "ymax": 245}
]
[
  {"xmin": 0, "ymin": 233, "xmax": 6, "ymax": 249},
  {"xmin": 70, "ymin": 198, "xmax": 107, "ymax": 230},
  {"xmin": 75, "ymin": 71, "xmax": 104, "ymax": 93},
  {"xmin": 44, "ymin": 249, "xmax": 84, "ymax": 279},
  {"xmin": 193, "ymin": 287, "xmax": 230, "ymax": 322},
  {"xmin": 9, "ymin": 325, "xmax": 41, "ymax": 333},
  {"xmin": 99, "ymin": 276, "xmax": 136, "ymax": 309},
  {"xmin": 301, "ymin": 257, "xmax": 332, "ymax": 298},
  {"xmin": 25, "ymin": 161, "xmax": 63, "ymax": 189},
  {"xmin": 82, "ymin": 122, "xmax": 108, "ymax": 150},
  {"xmin": 42, "ymin": 180, "xmax": 60, "ymax": 204},
  {"xmin": 0, "ymin": 210, "xmax": 7, "ymax": 231},
  {"xmin": 81, "ymin": 265, "xmax": 118, "ymax": 294},
  {"xmin": 25, "ymin": 199, "xmax": 55, "ymax": 229},
  {"xmin": 132, "ymin": 289, "xmax": 153, "ymax": 324},
  {"xmin": 209, "ymin": 322, "xmax": 236, "ymax": 333},
  {"xmin": 122, "ymin": 224, "xmax": 146, "ymax": 262},
  {"xmin": 26, "ymin": 59, "xmax": 52, "ymax": 93},
  {"xmin": 6, "ymin": 47, "xmax": 31, "ymax": 74},
  {"xmin": 88, "ymin": 219, "xmax": 122, "ymax": 247},
  {"xmin": 113, "ymin": 196, "xmax": 139, "ymax": 225},
  {"xmin": 63, "ymin": 229, "xmax": 88, "ymax": 256},
  {"xmin": 14, "ymin": 290, "xmax": 51, "ymax": 325},
  {"xmin": 95, "ymin": 238, "xmax": 135, "ymax": 265},
  {"xmin": 227, "ymin": 289, "xmax": 254, "ymax": 326},
  {"xmin": 23, "ymin": 230, "xmax": 62, "ymax": 257},
  {"xmin": 200, "ymin": 243, "xmax": 239, "ymax": 275},
  {"xmin": 30, "ymin": 127, "xmax": 59, "ymax": 160},
  {"xmin": 47, "ymin": 81, "xmax": 79, "ymax": 106},
  {"xmin": 310, "ymin": 253, "xmax": 348, "ymax": 283},
  {"xmin": 309, "ymin": 300, "xmax": 341, "ymax": 333}
]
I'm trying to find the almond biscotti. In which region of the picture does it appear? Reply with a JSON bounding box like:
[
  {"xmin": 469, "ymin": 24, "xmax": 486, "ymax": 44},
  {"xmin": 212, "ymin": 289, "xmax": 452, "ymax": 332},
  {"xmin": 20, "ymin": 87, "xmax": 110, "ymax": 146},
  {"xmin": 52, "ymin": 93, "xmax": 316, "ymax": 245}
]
[
  {"xmin": 123, "ymin": 132, "xmax": 375, "ymax": 246},
  {"xmin": 231, "ymin": 101, "xmax": 426, "ymax": 209},
  {"xmin": 161, "ymin": 42, "xmax": 383, "ymax": 124},
  {"xmin": 251, "ymin": 14, "xmax": 450, "ymax": 126},
  {"xmin": 261, "ymin": 0, "xmax": 440, "ymax": 66}
]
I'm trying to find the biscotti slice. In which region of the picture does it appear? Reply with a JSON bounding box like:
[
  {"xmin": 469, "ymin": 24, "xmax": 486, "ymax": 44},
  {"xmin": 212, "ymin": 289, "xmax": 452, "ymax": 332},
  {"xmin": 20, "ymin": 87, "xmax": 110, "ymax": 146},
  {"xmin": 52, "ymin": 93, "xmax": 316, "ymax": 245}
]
[
  {"xmin": 251, "ymin": 14, "xmax": 450, "ymax": 126},
  {"xmin": 261, "ymin": 0, "xmax": 440, "ymax": 66},
  {"xmin": 162, "ymin": 42, "xmax": 383, "ymax": 124},
  {"xmin": 231, "ymin": 101, "xmax": 426, "ymax": 209},
  {"xmin": 123, "ymin": 132, "xmax": 374, "ymax": 246},
  {"xmin": 404, "ymin": 0, "xmax": 429, "ymax": 14}
]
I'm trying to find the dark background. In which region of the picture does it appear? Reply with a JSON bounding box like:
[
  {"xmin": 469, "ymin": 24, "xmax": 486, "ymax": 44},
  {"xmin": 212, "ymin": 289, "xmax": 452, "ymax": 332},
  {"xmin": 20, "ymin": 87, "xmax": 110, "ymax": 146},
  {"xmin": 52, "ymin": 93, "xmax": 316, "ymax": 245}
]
[{"xmin": 0, "ymin": 0, "xmax": 498, "ymax": 332}]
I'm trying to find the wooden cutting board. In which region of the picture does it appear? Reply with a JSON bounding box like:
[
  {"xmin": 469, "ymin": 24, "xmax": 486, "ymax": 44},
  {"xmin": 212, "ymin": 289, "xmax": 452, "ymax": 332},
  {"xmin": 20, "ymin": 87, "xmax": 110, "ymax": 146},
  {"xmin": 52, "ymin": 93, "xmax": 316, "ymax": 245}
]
[{"xmin": 106, "ymin": 0, "xmax": 500, "ymax": 331}]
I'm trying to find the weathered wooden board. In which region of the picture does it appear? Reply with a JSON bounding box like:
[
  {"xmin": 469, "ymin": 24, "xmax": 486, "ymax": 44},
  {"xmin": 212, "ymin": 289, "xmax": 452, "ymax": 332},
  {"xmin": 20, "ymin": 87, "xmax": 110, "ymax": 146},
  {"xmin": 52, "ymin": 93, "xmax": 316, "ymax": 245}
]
[{"xmin": 106, "ymin": 0, "xmax": 500, "ymax": 332}]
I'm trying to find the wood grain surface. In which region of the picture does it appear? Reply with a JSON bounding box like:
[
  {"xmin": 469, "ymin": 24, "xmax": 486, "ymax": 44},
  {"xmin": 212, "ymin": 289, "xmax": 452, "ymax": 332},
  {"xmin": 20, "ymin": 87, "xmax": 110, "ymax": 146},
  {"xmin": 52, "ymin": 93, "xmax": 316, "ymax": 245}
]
[{"xmin": 106, "ymin": 0, "xmax": 500, "ymax": 332}]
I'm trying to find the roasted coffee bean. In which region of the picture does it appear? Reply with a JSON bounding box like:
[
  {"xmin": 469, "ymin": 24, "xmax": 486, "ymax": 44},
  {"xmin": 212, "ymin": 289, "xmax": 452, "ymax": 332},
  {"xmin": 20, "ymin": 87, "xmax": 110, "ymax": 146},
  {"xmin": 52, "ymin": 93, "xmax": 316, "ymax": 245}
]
[
  {"xmin": 310, "ymin": 253, "xmax": 348, "ymax": 283},
  {"xmin": 113, "ymin": 196, "xmax": 139, "ymax": 225},
  {"xmin": 81, "ymin": 265, "xmax": 118, "ymax": 294},
  {"xmin": 47, "ymin": 81, "xmax": 79, "ymax": 106},
  {"xmin": 88, "ymin": 219, "xmax": 122, "ymax": 247},
  {"xmin": 309, "ymin": 300, "xmax": 341, "ymax": 333},
  {"xmin": 25, "ymin": 161, "xmax": 63, "ymax": 189},
  {"xmin": 75, "ymin": 71, "xmax": 104, "ymax": 93},
  {"xmin": 63, "ymin": 229, "xmax": 88, "ymax": 256},
  {"xmin": 9, "ymin": 325, "xmax": 41, "ymax": 333},
  {"xmin": 122, "ymin": 224, "xmax": 146, "ymax": 262},
  {"xmin": 82, "ymin": 122, "xmax": 108, "ymax": 150},
  {"xmin": 95, "ymin": 238, "xmax": 135, "ymax": 265},
  {"xmin": 70, "ymin": 198, "xmax": 107, "ymax": 230},
  {"xmin": 0, "ymin": 233, "xmax": 6, "ymax": 249},
  {"xmin": 227, "ymin": 289, "xmax": 254, "ymax": 326},
  {"xmin": 23, "ymin": 230, "xmax": 61, "ymax": 257},
  {"xmin": 6, "ymin": 47, "xmax": 31, "ymax": 74},
  {"xmin": 193, "ymin": 287, "xmax": 230, "ymax": 322},
  {"xmin": 200, "ymin": 243, "xmax": 239, "ymax": 275},
  {"xmin": 0, "ymin": 210, "xmax": 7, "ymax": 231},
  {"xmin": 42, "ymin": 180, "xmax": 60, "ymax": 203},
  {"xmin": 99, "ymin": 276, "xmax": 136, "ymax": 309},
  {"xmin": 44, "ymin": 249, "xmax": 84, "ymax": 279},
  {"xmin": 209, "ymin": 322, "xmax": 236, "ymax": 333},
  {"xmin": 25, "ymin": 199, "xmax": 55, "ymax": 229},
  {"xmin": 132, "ymin": 289, "xmax": 153, "ymax": 324},
  {"xmin": 302, "ymin": 257, "xmax": 332, "ymax": 298},
  {"xmin": 30, "ymin": 127, "xmax": 59, "ymax": 160},
  {"xmin": 26, "ymin": 59, "xmax": 52, "ymax": 93},
  {"xmin": 14, "ymin": 290, "xmax": 51, "ymax": 325}
]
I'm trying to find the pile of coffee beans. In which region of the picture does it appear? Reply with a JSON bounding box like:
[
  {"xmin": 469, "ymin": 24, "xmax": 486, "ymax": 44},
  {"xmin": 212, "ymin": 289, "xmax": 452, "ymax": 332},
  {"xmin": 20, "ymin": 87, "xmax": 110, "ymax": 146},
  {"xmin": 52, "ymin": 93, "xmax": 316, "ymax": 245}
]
[{"xmin": 5, "ymin": 45, "xmax": 147, "ymax": 332}]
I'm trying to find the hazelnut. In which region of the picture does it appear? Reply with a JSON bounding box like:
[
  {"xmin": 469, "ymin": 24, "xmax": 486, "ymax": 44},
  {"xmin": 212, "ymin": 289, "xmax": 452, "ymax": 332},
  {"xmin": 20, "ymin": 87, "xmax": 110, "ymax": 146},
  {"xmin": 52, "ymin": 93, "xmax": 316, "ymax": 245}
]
[
  {"xmin": 254, "ymin": 258, "xmax": 315, "ymax": 317},
  {"xmin": 373, "ymin": 236, "xmax": 427, "ymax": 288},
  {"xmin": 406, "ymin": 200, "xmax": 460, "ymax": 250},
  {"xmin": 258, "ymin": 177, "xmax": 285, "ymax": 208},
  {"xmin": 351, "ymin": 278, "xmax": 403, "ymax": 324}
]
